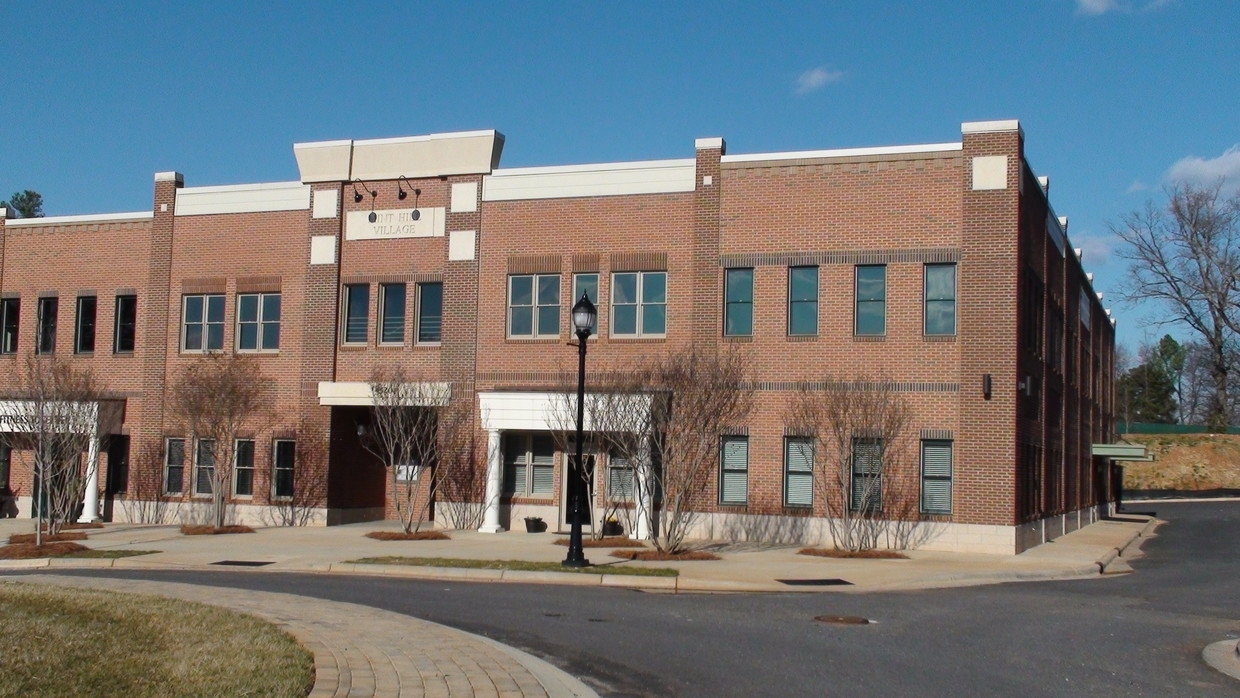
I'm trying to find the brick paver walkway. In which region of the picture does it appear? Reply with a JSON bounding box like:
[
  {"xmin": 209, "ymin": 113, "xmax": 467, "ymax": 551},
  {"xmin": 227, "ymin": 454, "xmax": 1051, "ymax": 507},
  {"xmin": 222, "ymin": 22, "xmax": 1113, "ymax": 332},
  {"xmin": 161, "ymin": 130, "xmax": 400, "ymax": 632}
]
[{"xmin": 12, "ymin": 575, "xmax": 595, "ymax": 698}]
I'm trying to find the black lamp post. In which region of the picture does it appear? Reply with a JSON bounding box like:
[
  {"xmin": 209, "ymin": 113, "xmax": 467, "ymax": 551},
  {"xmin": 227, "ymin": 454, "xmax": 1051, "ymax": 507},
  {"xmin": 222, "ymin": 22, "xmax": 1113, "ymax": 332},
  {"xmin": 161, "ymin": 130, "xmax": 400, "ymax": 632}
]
[{"xmin": 563, "ymin": 292, "xmax": 596, "ymax": 567}]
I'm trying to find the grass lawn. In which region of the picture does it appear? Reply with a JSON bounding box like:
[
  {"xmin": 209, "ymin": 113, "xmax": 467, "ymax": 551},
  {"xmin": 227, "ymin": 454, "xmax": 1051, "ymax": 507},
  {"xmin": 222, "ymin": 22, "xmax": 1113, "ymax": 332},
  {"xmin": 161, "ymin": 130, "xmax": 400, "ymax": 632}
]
[
  {"xmin": 0, "ymin": 584, "xmax": 313, "ymax": 698},
  {"xmin": 349, "ymin": 555, "xmax": 679, "ymax": 577}
]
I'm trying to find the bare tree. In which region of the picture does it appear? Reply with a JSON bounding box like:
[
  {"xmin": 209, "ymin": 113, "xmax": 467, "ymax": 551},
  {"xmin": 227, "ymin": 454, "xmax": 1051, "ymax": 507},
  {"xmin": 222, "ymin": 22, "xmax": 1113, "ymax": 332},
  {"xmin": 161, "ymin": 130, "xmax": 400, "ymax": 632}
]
[
  {"xmin": 118, "ymin": 438, "xmax": 173, "ymax": 524},
  {"xmin": 0, "ymin": 355, "xmax": 103, "ymax": 544},
  {"xmin": 264, "ymin": 418, "xmax": 329, "ymax": 527},
  {"xmin": 433, "ymin": 405, "xmax": 485, "ymax": 530},
  {"xmin": 1113, "ymin": 182, "xmax": 1240, "ymax": 430},
  {"xmin": 363, "ymin": 370, "xmax": 471, "ymax": 533},
  {"xmin": 786, "ymin": 377, "xmax": 919, "ymax": 552},
  {"xmin": 168, "ymin": 353, "xmax": 275, "ymax": 529}
]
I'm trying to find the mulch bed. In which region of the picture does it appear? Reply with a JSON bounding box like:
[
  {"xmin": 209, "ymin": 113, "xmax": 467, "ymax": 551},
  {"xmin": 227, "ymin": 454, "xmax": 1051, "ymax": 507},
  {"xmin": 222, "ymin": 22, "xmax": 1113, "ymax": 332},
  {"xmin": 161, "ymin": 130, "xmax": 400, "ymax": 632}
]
[
  {"xmin": 365, "ymin": 531, "xmax": 451, "ymax": 541},
  {"xmin": 8, "ymin": 532, "xmax": 88, "ymax": 545},
  {"xmin": 0, "ymin": 541, "xmax": 88, "ymax": 559},
  {"xmin": 554, "ymin": 536, "xmax": 647, "ymax": 549},
  {"xmin": 798, "ymin": 547, "xmax": 909, "ymax": 560},
  {"xmin": 180, "ymin": 525, "xmax": 256, "ymax": 535},
  {"xmin": 56, "ymin": 522, "xmax": 106, "ymax": 531},
  {"xmin": 609, "ymin": 549, "xmax": 721, "ymax": 561}
]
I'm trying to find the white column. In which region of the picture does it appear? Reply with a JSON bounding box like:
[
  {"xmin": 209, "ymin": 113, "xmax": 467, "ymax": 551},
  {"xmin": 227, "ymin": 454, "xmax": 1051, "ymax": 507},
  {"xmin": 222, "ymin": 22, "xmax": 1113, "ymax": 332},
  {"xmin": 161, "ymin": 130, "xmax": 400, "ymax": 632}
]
[
  {"xmin": 78, "ymin": 437, "xmax": 101, "ymax": 523},
  {"xmin": 478, "ymin": 428, "xmax": 505, "ymax": 533},
  {"xmin": 631, "ymin": 435, "xmax": 654, "ymax": 541}
]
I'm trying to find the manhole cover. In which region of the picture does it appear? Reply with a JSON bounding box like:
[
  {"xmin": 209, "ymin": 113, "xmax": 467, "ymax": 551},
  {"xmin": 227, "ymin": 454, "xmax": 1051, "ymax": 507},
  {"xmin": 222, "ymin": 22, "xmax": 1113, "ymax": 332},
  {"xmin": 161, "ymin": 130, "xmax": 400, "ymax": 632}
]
[
  {"xmin": 211, "ymin": 560, "xmax": 274, "ymax": 567},
  {"xmin": 815, "ymin": 615, "xmax": 871, "ymax": 625},
  {"xmin": 778, "ymin": 578, "xmax": 852, "ymax": 586}
]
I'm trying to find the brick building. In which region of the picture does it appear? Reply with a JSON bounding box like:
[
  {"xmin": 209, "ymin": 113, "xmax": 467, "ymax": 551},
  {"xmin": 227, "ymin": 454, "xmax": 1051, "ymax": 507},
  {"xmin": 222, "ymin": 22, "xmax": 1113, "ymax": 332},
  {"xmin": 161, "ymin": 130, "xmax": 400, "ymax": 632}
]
[{"xmin": 0, "ymin": 119, "xmax": 1118, "ymax": 554}]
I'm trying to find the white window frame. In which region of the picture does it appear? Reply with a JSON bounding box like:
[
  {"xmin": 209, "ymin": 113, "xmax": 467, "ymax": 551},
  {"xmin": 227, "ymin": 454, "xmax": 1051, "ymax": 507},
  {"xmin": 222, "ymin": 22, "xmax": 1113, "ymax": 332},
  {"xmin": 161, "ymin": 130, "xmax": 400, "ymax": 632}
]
[
  {"xmin": 236, "ymin": 292, "xmax": 281, "ymax": 352},
  {"xmin": 193, "ymin": 438, "xmax": 216, "ymax": 497},
  {"xmin": 502, "ymin": 433, "xmax": 555, "ymax": 497},
  {"xmin": 572, "ymin": 273, "xmax": 599, "ymax": 337},
  {"xmin": 606, "ymin": 453, "xmax": 634, "ymax": 502},
  {"xmin": 923, "ymin": 263, "xmax": 957, "ymax": 336},
  {"xmin": 610, "ymin": 270, "xmax": 667, "ymax": 338},
  {"xmin": 783, "ymin": 437, "xmax": 814, "ymax": 508},
  {"xmin": 719, "ymin": 436, "xmax": 748, "ymax": 506},
  {"xmin": 232, "ymin": 438, "xmax": 255, "ymax": 498},
  {"xmin": 182, "ymin": 294, "xmax": 225, "ymax": 352},
  {"xmin": 920, "ymin": 439, "xmax": 953, "ymax": 515},
  {"xmin": 507, "ymin": 274, "xmax": 560, "ymax": 339}
]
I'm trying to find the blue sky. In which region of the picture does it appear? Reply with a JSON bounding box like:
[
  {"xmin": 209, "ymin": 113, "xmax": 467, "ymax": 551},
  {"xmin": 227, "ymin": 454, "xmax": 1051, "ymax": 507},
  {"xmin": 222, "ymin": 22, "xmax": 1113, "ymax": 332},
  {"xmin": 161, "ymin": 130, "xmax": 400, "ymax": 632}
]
[{"xmin": 4, "ymin": 1, "xmax": 1238, "ymax": 351}]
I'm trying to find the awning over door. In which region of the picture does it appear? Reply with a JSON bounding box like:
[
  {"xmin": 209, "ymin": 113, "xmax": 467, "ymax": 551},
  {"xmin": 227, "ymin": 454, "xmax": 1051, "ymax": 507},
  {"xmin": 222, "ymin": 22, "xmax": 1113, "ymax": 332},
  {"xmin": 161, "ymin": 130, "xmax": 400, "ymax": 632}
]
[{"xmin": 1091, "ymin": 443, "xmax": 1153, "ymax": 461}]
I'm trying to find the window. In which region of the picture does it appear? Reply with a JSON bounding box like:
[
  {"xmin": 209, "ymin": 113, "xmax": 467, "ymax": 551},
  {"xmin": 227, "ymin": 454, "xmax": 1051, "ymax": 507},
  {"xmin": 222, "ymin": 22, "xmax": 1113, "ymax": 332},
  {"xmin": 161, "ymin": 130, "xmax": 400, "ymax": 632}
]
[
  {"xmin": 784, "ymin": 437, "xmax": 814, "ymax": 507},
  {"xmin": 724, "ymin": 268, "xmax": 753, "ymax": 337},
  {"xmin": 508, "ymin": 274, "xmax": 559, "ymax": 338},
  {"xmin": 851, "ymin": 438, "xmax": 882, "ymax": 512},
  {"xmin": 416, "ymin": 282, "xmax": 443, "ymax": 344},
  {"xmin": 237, "ymin": 293, "xmax": 281, "ymax": 351},
  {"xmin": 719, "ymin": 436, "xmax": 748, "ymax": 505},
  {"xmin": 502, "ymin": 433, "xmax": 555, "ymax": 497},
  {"xmin": 607, "ymin": 454, "xmax": 635, "ymax": 501},
  {"xmin": 1, "ymin": 298, "xmax": 19, "ymax": 354},
  {"xmin": 113, "ymin": 295, "xmax": 137, "ymax": 353},
  {"xmin": 572, "ymin": 273, "xmax": 598, "ymax": 334},
  {"xmin": 233, "ymin": 439, "xmax": 255, "ymax": 497},
  {"xmin": 611, "ymin": 271, "xmax": 666, "ymax": 337},
  {"xmin": 74, "ymin": 296, "xmax": 97, "ymax": 353},
  {"xmin": 342, "ymin": 284, "xmax": 369, "ymax": 344},
  {"xmin": 164, "ymin": 438, "xmax": 185, "ymax": 494},
  {"xmin": 855, "ymin": 266, "xmax": 886, "ymax": 336},
  {"xmin": 788, "ymin": 266, "xmax": 819, "ymax": 336},
  {"xmin": 36, "ymin": 297, "xmax": 58, "ymax": 354},
  {"xmin": 194, "ymin": 439, "xmax": 216, "ymax": 495},
  {"xmin": 183, "ymin": 294, "xmax": 224, "ymax": 352},
  {"xmin": 272, "ymin": 440, "xmax": 295, "ymax": 499},
  {"xmin": 0, "ymin": 445, "xmax": 11, "ymax": 493},
  {"xmin": 921, "ymin": 440, "xmax": 953, "ymax": 515},
  {"xmin": 924, "ymin": 264, "xmax": 956, "ymax": 336},
  {"xmin": 378, "ymin": 283, "xmax": 406, "ymax": 345}
]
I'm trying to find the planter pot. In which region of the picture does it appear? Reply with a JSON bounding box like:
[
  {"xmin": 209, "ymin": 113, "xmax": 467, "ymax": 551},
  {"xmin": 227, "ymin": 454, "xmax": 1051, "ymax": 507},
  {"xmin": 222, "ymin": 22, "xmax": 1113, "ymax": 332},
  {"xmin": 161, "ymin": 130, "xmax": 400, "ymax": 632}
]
[
  {"xmin": 523, "ymin": 517, "xmax": 546, "ymax": 533},
  {"xmin": 601, "ymin": 521, "xmax": 624, "ymax": 537}
]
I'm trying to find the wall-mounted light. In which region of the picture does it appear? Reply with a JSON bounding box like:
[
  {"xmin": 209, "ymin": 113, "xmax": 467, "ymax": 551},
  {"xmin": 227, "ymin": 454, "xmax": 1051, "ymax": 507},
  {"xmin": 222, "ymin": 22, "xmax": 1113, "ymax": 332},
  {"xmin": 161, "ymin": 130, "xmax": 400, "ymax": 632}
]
[
  {"xmin": 351, "ymin": 179, "xmax": 379, "ymax": 222},
  {"xmin": 982, "ymin": 373, "xmax": 992, "ymax": 400},
  {"xmin": 397, "ymin": 176, "xmax": 421, "ymax": 221}
]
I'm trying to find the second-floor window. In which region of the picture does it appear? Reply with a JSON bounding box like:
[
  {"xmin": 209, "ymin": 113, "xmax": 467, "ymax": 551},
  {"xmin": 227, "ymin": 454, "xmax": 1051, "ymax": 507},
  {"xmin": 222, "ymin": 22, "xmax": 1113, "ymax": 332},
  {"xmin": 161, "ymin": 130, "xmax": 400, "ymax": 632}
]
[
  {"xmin": 788, "ymin": 266, "xmax": 819, "ymax": 336},
  {"xmin": 183, "ymin": 294, "xmax": 224, "ymax": 352},
  {"xmin": 75, "ymin": 296, "xmax": 97, "ymax": 354},
  {"xmin": 572, "ymin": 273, "xmax": 598, "ymax": 334},
  {"xmin": 724, "ymin": 269, "xmax": 753, "ymax": 337},
  {"xmin": 36, "ymin": 297, "xmax": 58, "ymax": 354},
  {"xmin": 1, "ymin": 298, "xmax": 19, "ymax": 354},
  {"xmin": 343, "ymin": 284, "xmax": 369, "ymax": 345},
  {"xmin": 113, "ymin": 295, "xmax": 137, "ymax": 353},
  {"xmin": 237, "ymin": 293, "xmax": 281, "ymax": 351},
  {"xmin": 924, "ymin": 263, "xmax": 957, "ymax": 336},
  {"xmin": 612, "ymin": 271, "xmax": 666, "ymax": 337},
  {"xmin": 509, "ymin": 274, "xmax": 559, "ymax": 339},
  {"xmin": 416, "ymin": 282, "xmax": 443, "ymax": 344},
  {"xmin": 378, "ymin": 283, "xmax": 406, "ymax": 345},
  {"xmin": 855, "ymin": 265, "xmax": 886, "ymax": 336}
]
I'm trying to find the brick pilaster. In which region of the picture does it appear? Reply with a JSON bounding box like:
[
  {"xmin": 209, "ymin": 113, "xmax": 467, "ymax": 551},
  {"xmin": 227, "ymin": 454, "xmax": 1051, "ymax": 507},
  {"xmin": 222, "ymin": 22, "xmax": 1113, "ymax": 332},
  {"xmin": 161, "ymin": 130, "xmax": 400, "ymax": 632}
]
[
  {"xmin": 301, "ymin": 184, "xmax": 344, "ymax": 509},
  {"xmin": 692, "ymin": 138, "xmax": 725, "ymax": 344}
]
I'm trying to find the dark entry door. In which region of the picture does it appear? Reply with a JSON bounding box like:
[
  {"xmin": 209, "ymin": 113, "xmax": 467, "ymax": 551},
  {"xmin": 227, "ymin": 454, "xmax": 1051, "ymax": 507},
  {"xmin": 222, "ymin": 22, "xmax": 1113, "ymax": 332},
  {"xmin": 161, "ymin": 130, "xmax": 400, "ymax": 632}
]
[
  {"xmin": 562, "ymin": 453, "xmax": 595, "ymax": 530},
  {"xmin": 103, "ymin": 435, "xmax": 130, "ymax": 522}
]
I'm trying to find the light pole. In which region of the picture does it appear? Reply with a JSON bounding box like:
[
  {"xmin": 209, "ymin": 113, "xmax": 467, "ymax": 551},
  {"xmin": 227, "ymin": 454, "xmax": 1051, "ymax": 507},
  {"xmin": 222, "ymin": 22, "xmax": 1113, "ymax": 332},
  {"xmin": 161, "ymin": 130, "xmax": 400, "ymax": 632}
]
[{"xmin": 563, "ymin": 292, "xmax": 596, "ymax": 567}]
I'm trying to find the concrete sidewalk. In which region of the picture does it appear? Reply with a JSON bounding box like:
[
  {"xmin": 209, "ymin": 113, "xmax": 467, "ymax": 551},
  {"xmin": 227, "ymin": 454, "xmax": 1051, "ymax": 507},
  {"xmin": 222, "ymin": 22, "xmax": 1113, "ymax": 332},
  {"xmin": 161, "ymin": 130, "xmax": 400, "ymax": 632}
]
[{"xmin": 0, "ymin": 516, "xmax": 1158, "ymax": 697}]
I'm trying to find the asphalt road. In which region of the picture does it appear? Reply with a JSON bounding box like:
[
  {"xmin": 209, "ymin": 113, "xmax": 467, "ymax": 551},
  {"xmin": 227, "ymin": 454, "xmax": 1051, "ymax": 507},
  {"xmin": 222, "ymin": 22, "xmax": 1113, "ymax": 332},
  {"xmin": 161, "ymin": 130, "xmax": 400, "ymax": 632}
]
[{"xmin": 22, "ymin": 501, "xmax": 1240, "ymax": 697}]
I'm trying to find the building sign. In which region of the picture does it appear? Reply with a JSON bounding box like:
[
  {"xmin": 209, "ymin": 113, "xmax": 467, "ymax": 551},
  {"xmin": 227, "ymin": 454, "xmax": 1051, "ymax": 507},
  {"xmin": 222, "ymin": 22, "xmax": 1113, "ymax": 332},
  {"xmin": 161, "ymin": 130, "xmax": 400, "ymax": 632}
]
[{"xmin": 345, "ymin": 208, "xmax": 445, "ymax": 241}]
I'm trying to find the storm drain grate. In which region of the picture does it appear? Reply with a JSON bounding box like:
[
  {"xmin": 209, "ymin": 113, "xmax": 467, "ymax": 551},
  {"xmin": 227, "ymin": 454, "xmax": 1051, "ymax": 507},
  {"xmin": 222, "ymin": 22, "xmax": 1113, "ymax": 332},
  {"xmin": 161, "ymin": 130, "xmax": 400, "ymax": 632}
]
[
  {"xmin": 777, "ymin": 578, "xmax": 853, "ymax": 586},
  {"xmin": 815, "ymin": 615, "xmax": 871, "ymax": 625},
  {"xmin": 211, "ymin": 560, "xmax": 275, "ymax": 567}
]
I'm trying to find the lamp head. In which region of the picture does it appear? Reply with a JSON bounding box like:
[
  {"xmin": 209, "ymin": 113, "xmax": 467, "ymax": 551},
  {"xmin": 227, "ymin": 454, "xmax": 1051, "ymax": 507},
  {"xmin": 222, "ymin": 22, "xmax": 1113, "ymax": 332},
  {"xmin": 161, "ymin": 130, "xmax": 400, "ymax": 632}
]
[{"xmin": 571, "ymin": 292, "xmax": 597, "ymax": 337}]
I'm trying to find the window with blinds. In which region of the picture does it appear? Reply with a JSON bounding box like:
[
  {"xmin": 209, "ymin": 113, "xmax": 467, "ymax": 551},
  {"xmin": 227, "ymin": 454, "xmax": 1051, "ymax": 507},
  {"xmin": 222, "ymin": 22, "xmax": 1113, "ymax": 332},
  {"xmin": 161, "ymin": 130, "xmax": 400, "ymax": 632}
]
[
  {"xmin": 719, "ymin": 436, "xmax": 748, "ymax": 505},
  {"xmin": 850, "ymin": 437, "xmax": 882, "ymax": 513},
  {"xmin": 502, "ymin": 433, "xmax": 556, "ymax": 497},
  {"xmin": 784, "ymin": 437, "xmax": 813, "ymax": 507},
  {"xmin": 608, "ymin": 455, "xmax": 635, "ymax": 501},
  {"xmin": 921, "ymin": 440, "xmax": 953, "ymax": 515}
]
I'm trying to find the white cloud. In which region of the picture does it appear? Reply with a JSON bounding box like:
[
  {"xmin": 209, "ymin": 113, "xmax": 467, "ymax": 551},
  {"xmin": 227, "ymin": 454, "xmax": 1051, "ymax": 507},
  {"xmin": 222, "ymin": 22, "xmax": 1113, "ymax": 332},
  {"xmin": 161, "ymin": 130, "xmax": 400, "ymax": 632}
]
[
  {"xmin": 794, "ymin": 66, "xmax": 843, "ymax": 95},
  {"xmin": 1076, "ymin": 0, "xmax": 1121, "ymax": 15},
  {"xmin": 1165, "ymin": 145, "xmax": 1240, "ymax": 189},
  {"xmin": 1124, "ymin": 180, "xmax": 1148, "ymax": 194},
  {"xmin": 1073, "ymin": 231, "xmax": 1118, "ymax": 264}
]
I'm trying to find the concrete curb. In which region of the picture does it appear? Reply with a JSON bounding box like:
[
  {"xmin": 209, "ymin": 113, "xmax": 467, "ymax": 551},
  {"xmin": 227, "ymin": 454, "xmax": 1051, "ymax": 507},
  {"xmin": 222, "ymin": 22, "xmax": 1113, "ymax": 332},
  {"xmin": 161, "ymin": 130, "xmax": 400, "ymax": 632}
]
[{"xmin": 1203, "ymin": 639, "xmax": 1240, "ymax": 681}]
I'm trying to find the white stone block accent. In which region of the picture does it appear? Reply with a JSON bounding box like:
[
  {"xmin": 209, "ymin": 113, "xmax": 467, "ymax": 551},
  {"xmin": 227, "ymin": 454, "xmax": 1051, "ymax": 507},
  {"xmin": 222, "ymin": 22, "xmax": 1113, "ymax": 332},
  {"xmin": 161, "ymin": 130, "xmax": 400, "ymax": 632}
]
[
  {"xmin": 972, "ymin": 155, "xmax": 1008, "ymax": 191},
  {"xmin": 312, "ymin": 189, "xmax": 339, "ymax": 219},
  {"xmin": 309, "ymin": 235, "xmax": 337, "ymax": 265},
  {"xmin": 449, "ymin": 230, "xmax": 476, "ymax": 261},
  {"xmin": 451, "ymin": 182, "xmax": 478, "ymax": 212}
]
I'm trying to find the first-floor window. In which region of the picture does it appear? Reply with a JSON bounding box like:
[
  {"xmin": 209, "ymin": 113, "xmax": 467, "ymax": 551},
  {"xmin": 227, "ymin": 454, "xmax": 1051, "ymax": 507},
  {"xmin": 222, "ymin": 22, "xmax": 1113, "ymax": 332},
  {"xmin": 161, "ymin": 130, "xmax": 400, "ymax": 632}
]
[
  {"xmin": 0, "ymin": 298, "xmax": 18, "ymax": 354},
  {"xmin": 113, "ymin": 295, "xmax": 137, "ymax": 353},
  {"xmin": 273, "ymin": 440, "xmax": 295, "ymax": 499},
  {"xmin": 607, "ymin": 454, "xmax": 635, "ymax": 501},
  {"xmin": 194, "ymin": 439, "xmax": 216, "ymax": 495},
  {"xmin": 851, "ymin": 438, "xmax": 883, "ymax": 512},
  {"xmin": 416, "ymin": 282, "xmax": 443, "ymax": 344},
  {"xmin": 233, "ymin": 439, "xmax": 255, "ymax": 497},
  {"xmin": 36, "ymin": 296, "xmax": 58, "ymax": 354},
  {"xmin": 719, "ymin": 436, "xmax": 748, "ymax": 505},
  {"xmin": 502, "ymin": 432, "xmax": 555, "ymax": 497},
  {"xmin": 183, "ymin": 294, "xmax": 224, "ymax": 352},
  {"xmin": 164, "ymin": 438, "xmax": 185, "ymax": 494},
  {"xmin": 921, "ymin": 440, "xmax": 953, "ymax": 515},
  {"xmin": 237, "ymin": 293, "xmax": 281, "ymax": 351},
  {"xmin": 784, "ymin": 437, "xmax": 814, "ymax": 507},
  {"xmin": 0, "ymin": 445, "xmax": 11, "ymax": 492},
  {"xmin": 378, "ymin": 283, "xmax": 406, "ymax": 345},
  {"xmin": 75, "ymin": 296, "xmax": 97, "ymax": 353}
]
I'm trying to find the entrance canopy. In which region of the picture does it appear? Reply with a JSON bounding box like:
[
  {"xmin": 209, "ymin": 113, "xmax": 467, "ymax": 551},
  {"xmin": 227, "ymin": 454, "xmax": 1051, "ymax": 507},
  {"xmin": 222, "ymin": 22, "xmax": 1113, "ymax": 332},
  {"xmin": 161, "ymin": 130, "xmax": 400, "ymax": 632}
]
[{"xmin": 1091, "ymin": 443, "xmax": 1153, "ymax": 462}]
